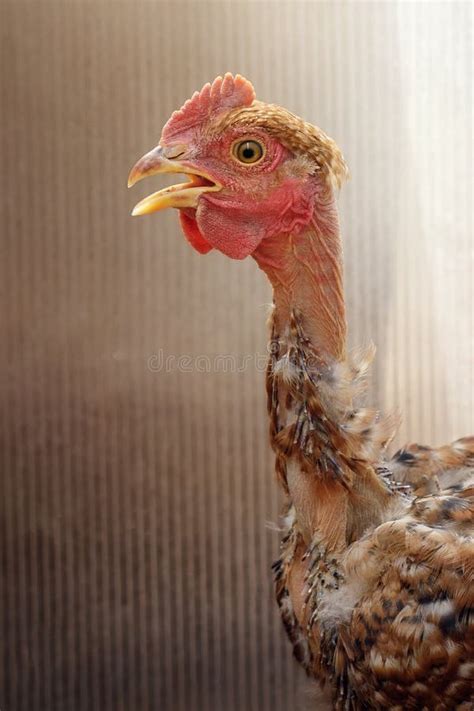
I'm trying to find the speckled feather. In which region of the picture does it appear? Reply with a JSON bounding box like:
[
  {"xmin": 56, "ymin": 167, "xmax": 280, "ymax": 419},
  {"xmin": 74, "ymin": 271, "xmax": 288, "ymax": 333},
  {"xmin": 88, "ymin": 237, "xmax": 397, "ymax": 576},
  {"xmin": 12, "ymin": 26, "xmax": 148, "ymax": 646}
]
[{"xmin": 269, "ymin": 310, "xmax": 473, "ymax": 710}]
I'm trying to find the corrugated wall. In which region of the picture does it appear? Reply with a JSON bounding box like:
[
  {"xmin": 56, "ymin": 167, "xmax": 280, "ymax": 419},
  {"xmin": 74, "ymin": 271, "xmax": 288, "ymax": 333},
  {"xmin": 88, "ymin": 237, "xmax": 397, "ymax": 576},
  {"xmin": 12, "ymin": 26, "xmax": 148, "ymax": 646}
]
[{"xmin": 1, "ymin": 2, "xmax": 472, "ymax": 710}]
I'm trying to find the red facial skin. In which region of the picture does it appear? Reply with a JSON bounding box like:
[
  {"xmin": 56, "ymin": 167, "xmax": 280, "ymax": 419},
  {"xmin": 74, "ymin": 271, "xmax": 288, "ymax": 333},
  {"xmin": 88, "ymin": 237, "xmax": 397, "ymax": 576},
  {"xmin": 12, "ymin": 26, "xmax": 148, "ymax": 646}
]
[{"xmin": 163, "ymin": 128, "xmax": 320, "ymax": 260}]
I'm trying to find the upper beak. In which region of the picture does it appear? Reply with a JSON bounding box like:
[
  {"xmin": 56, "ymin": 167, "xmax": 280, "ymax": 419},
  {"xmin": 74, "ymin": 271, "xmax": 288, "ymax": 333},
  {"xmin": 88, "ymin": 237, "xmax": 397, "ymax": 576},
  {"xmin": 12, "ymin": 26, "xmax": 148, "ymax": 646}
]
[{"xmin": 127, "ymin": 145, "xmax": 221, "ymax": 216}]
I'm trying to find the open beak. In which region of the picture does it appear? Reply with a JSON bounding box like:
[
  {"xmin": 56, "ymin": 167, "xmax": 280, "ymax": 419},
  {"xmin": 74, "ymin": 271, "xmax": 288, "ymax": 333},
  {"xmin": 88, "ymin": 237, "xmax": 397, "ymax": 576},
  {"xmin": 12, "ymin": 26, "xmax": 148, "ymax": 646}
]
[{"xmin": 127, "ymin": 145, "xmax": 221, "ymax": 216}]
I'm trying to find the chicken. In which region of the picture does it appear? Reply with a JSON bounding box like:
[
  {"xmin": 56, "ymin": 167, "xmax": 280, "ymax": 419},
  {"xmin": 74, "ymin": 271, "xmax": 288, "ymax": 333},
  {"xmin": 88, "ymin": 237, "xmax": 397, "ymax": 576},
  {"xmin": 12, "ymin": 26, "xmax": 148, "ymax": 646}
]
[{"xmin": 128, "ymin": 74, "xmax": 474, "ymax": 710}]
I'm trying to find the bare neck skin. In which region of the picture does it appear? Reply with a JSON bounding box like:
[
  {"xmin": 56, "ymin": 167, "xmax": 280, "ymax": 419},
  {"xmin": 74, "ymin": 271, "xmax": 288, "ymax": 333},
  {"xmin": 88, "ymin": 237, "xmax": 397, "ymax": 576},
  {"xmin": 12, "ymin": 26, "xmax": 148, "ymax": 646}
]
[
  {"xmin": 253, "ymin": 187, "xmax": 391, "ymax": 550},
  {"xmin": 253, "ymin": 187, "xmax": 346, "ymax": 363}
]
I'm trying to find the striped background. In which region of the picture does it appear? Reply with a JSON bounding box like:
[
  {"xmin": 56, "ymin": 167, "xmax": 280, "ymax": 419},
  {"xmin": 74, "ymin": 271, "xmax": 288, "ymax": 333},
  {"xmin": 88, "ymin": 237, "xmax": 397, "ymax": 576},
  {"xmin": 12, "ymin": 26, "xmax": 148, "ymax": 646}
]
[{"xmin": 1, "ymin": 2, "xmax": 472, "ymax": 710}]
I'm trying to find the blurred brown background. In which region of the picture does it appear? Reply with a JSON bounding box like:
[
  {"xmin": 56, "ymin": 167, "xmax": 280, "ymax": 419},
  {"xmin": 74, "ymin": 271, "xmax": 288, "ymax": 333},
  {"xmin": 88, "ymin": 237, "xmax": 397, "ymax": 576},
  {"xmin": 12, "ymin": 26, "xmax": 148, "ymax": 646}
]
[{"xmin": 1, "ymin": 1, "xmax": 472, "ymax": 710}]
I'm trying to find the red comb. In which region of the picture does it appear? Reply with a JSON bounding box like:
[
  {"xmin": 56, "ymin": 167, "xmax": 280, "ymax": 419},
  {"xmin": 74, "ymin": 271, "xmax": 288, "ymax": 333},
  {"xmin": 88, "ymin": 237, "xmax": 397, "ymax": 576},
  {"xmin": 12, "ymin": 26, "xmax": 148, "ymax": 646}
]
[{"xmin": 162, "ymin": 73, "xmax": 256, "ymax": 140}]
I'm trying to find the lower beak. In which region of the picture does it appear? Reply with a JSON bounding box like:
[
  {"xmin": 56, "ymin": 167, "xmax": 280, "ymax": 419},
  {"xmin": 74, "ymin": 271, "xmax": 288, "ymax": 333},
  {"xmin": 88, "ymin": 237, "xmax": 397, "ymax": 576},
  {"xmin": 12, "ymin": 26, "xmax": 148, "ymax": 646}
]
[{"xmin": 127, "ymin": 145, "xmax": 221, "ymax": 216}]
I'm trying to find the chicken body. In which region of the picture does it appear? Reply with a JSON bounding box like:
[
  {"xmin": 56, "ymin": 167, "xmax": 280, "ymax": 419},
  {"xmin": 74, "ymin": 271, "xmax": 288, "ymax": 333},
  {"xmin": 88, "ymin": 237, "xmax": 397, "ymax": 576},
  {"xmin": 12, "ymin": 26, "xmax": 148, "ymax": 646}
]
[
  {"xmin": 269, "ymin": 309, "xmax": 474, "ymax": 710},
  {"xmin": 128, "ymin": 74, "xmax": 474, "ymax": 709}
]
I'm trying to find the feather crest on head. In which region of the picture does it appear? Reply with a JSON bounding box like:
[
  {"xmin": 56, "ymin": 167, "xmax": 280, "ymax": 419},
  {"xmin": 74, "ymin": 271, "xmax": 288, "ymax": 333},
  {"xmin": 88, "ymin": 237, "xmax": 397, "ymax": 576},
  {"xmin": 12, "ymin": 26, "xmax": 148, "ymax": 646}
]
[{"xmin": 162, "ymin": 73, "xmax": 256, "ymax": 140}]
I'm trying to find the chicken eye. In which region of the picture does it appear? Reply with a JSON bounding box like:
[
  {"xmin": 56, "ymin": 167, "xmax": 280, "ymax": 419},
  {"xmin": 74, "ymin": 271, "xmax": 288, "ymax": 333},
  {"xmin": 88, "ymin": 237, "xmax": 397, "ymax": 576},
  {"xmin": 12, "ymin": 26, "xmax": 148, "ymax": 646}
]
[{"xmin": 233, "ymin": 140, "xmax": 264, "ymax": 164}]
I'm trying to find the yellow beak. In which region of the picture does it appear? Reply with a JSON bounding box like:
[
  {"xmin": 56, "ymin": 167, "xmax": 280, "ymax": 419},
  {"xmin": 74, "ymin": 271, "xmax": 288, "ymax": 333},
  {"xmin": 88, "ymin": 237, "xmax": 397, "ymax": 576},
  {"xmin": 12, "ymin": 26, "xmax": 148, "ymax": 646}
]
[{"xmin": 127, "ymin": 145, "xmax": 221, "ymax": 216}]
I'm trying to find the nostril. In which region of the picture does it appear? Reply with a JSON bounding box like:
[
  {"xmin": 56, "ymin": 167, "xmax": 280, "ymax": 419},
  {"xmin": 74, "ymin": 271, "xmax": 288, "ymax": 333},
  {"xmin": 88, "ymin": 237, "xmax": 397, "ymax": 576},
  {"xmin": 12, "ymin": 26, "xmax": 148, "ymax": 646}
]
[{"xmin": 163, "ymin": 144, "xmax": 187, "ymax": 160}]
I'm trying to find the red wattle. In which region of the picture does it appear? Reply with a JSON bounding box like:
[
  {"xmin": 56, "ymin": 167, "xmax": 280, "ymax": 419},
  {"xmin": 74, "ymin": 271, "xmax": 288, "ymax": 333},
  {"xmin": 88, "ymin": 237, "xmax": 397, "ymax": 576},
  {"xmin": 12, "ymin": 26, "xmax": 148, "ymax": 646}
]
[{"xmin": 179, "ymin": 210, "xmax": 213, "ymax": 254}]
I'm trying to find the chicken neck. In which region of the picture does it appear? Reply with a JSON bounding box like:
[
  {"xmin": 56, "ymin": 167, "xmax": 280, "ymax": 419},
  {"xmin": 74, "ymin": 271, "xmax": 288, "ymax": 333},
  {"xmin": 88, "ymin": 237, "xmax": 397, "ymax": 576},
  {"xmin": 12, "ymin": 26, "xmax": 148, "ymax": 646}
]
[
  {"xmin": 253, "ymin": 186, "xmax": 392, "ymax": 550},
  {"xmin": 253, "ymin": 184, "xmax": 346, "ymax": 363}
]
